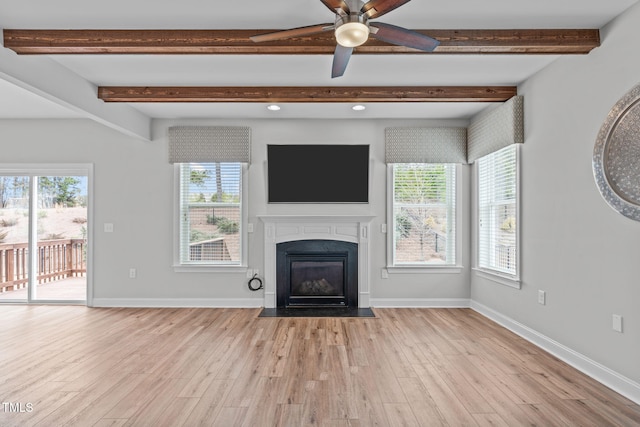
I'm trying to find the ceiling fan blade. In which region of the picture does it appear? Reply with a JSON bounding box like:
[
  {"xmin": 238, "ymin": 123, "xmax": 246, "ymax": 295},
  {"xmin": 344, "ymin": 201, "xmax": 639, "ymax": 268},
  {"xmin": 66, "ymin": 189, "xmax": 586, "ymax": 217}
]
[
  {"xmin": 332, "ymin": 45, "xmax": 353, "ymax": 78},
  {"xmin": 361, "ymin": 0, "xmax": 411, "ymax": 19},
  {"xmin": 370, "ymin": 22, "xmax": 440, "ymax": 51},
  {"xmin": 320, "ymin": 0, "xmax": 350, "ymax": 14},
  {"xmin": 250, "ymin": 24, "xmax": 334, "ymax": 43}
]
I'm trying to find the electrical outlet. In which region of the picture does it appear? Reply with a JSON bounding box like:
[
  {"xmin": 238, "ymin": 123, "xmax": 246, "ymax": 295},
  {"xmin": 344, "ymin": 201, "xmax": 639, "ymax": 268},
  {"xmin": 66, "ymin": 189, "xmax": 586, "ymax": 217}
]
[
  {"xmin": 129, "ymin": 268, "xmax": 137, "ymax": 279},
  {"xmin": 538, "ymin": 290, "xmax": 546, "ymax": 305},
  {"xmin": 612, "ymin": 314, "xmax": 623, "ymax": 333},
  {"xmin": 381, "ymin": 268, "xmax": 389, "ymax": 279},
  {"xmin": 246, "ymin": 269, "xmax": 254, "ymax": 279},
  {"xmin": 381, "ymin": 224, "xmax": 387, "ymax": 233},
  {"xmin": 247, "ymin": 222, "xmax": 254, "ymax": 233},
  {"xmin": 104, "ymin": 223, "xmax": 114, "ymax": 233}
]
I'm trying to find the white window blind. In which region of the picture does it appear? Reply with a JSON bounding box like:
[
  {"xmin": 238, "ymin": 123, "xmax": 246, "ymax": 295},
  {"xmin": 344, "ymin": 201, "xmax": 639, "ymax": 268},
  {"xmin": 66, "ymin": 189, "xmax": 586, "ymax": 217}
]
[
  {"xmin": 179, "ymin": 163, "xmax": 243, "ymax": 265},
  {"xmin": 477, "ymin": 145, "xmax": 518, "ymax": 276},
  {"xmin": 392, "ymin": 163, "xmax": 456, "ymax": 265}
]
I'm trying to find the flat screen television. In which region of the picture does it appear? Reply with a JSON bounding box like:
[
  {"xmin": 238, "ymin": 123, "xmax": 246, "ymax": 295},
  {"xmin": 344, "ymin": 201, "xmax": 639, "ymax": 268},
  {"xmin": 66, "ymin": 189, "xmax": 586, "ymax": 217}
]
[{"xmin": 267, "ymin": 144, "xmax": 369, "ymax": 203}]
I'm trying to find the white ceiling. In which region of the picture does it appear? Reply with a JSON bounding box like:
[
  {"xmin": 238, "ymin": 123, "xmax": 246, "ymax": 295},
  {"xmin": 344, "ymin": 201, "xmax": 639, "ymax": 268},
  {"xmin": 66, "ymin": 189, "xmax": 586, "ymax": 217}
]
[{"xmin": 0, "ymin": 0, "xmax": 638, "ymax": 133}]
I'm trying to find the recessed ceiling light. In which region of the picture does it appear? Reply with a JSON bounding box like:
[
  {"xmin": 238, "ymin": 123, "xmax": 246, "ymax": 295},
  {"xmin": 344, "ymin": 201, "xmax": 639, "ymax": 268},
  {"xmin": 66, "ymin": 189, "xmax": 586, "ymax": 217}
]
[
  {"xmin": 352, "ymin": 105, "xmax": 366, "ymax": 111},
  {"xmin": 267, "ymin": 104, "xmax": 281, "ymax": 111}
]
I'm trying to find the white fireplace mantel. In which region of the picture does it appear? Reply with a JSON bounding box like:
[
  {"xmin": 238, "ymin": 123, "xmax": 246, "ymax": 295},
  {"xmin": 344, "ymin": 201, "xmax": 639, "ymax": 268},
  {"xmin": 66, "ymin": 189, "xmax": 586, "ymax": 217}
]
[{"xmin": 258, "ymin": 215, "xmax": 375, "ymax": 308}]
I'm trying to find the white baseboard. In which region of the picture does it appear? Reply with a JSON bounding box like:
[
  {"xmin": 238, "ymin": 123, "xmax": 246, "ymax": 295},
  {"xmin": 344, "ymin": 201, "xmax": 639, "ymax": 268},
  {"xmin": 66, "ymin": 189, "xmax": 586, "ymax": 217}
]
[
  {"xmin": 370, "ymin": 298, "xmax": 471, "ymax": 308},
  {"xmin": 470, "ymin": 300, "xmax": 640, "ymax": 405},
  {"xmin": 92, "ymin": 297, "xmax": 471, "ymax": 309},
  {"xmin": 91, "ymin": 298, "xmax": 264, "ymax": 308}
]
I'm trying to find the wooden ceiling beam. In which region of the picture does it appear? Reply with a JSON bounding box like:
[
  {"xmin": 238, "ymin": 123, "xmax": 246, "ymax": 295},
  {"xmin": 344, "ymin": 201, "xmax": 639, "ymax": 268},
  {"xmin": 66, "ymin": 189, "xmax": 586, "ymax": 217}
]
[
  {"xmin": 4, "ymin": 29, "xmax": 599, "ymax": 55},
  {"xmin": 97, "ymin": 86, "xmax": 517, "ymax": 103}
]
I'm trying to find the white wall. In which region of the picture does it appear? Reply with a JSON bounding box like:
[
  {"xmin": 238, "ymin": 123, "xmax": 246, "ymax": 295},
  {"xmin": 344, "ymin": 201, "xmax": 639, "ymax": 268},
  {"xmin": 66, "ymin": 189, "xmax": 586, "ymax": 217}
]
[
  {"xmin": 471, "ymin": 3, "xmax": 640, "ymax": 386},
  {"xmin": 0, "ymin": 117, "xmax": 471, "ymax": 306}
]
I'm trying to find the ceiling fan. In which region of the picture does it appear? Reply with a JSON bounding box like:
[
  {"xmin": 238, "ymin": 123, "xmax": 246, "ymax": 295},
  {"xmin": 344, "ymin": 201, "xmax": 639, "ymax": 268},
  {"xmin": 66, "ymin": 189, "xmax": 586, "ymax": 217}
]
[{"xmin": 250, "ymin": 0, "xmax": 440, "ymax": 78}]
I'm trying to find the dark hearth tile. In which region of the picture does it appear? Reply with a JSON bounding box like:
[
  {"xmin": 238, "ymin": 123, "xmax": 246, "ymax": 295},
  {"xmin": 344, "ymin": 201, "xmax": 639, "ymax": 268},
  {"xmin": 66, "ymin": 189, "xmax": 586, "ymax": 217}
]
[{"xmin": 258, "ymin": 307, "xmax": 375, "ymax": 318}]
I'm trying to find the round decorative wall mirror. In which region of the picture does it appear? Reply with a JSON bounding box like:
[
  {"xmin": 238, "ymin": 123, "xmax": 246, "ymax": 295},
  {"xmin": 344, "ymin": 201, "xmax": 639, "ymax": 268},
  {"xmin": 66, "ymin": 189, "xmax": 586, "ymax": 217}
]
[{"xmin": 593, "ymin": 83, "xmax": 640, "ymax": 221}]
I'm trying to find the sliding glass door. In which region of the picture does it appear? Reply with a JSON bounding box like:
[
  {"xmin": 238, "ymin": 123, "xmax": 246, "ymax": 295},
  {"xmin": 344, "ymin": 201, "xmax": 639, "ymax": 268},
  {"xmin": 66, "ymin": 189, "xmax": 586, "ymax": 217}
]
[
  {"xmin": 0, "ymin": 176, "xmax": 30, "ymax": 302},
  {"xmin": 0, "ymin": 167, "xmax": 90, "ymax": 304},
  {"xmin": 33, "ymin": 176, "xmax": 88, "ymax": 301}
]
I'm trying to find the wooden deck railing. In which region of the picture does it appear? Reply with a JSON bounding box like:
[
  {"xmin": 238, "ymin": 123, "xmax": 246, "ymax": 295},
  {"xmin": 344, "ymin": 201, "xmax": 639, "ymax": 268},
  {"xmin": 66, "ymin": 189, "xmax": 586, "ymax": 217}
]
[{"xmin": 0, "ymin": 239, "xmax": 86, "ymax": 292}]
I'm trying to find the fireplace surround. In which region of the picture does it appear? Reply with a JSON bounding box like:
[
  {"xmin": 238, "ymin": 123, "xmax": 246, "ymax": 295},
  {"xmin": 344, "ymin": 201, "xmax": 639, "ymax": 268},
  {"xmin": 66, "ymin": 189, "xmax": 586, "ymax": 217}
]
[{"xmin": 259, "ymin": 215, "xmax": 374, "ymax": 309}]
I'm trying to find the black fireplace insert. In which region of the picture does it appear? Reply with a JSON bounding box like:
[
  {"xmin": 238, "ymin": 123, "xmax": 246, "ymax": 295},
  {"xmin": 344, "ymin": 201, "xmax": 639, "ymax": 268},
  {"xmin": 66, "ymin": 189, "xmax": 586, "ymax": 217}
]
[{"xmin": 276, "ymin": 239, "xmax": 358, "ymax": 308}]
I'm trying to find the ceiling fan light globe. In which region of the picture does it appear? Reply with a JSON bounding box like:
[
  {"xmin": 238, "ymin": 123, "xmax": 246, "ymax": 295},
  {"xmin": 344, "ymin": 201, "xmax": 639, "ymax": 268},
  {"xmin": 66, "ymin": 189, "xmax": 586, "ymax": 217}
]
[{"xmin": 335, "ymin": 22, "xmax": 370, "ymax": 47}]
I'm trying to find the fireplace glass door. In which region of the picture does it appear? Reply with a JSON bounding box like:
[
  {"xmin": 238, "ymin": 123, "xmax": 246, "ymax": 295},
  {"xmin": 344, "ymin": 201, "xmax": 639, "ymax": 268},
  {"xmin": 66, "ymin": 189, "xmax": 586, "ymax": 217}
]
[{"xmin": 289, "ymin": 257, "xmax": 346, "ymax": 306}]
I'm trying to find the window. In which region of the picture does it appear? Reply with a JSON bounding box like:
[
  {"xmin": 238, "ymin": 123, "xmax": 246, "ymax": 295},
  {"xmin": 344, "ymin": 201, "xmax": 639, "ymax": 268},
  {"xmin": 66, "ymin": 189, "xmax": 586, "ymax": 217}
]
[
  {"xmin": 389, "ymin": 163, "xmax": 457, "ymax": 267},
  {"xmin": 477, "ymin": 145, "xmax": 519, "ymax": 279},
  {"xmin": 176, "ymin": 162, "xmax": 246, "ymax": 268}
]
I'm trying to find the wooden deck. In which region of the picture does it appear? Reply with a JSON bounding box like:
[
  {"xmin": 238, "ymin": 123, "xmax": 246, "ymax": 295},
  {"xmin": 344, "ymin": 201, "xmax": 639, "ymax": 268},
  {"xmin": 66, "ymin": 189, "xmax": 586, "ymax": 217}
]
[
  {"xmin": 0, "ymin": 238, "xmax": 86, "ymax": 300},
  {"xmin": 0, "ymin": 276, "xmax": 85, "ymax": 301},
  {"xmin": 0, "ymin": 306, "xmax": 638, "ymax": 426}
]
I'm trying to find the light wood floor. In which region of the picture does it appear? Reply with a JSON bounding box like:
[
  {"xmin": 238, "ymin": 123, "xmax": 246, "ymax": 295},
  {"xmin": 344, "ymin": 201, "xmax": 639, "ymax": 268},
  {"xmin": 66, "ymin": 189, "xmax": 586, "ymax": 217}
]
[{"xmin": 0, "ymin": 306, "xmax": 638, "ymax": 426}]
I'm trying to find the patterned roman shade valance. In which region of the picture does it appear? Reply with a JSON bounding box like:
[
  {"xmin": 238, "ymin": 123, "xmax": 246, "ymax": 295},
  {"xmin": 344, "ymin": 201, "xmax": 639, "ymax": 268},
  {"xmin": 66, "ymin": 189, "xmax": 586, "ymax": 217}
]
[
  {"xmin": 467, "ymin": 96, "xmax": 524, "ymax": 163},
  {"xmin": 385, "ymin": 127, "xmax": 468, "ymax": 164},
  {"xmin": 168, "ymin": 126, "xmax": 251, "ymax": 163}
]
